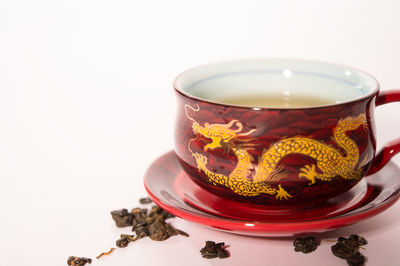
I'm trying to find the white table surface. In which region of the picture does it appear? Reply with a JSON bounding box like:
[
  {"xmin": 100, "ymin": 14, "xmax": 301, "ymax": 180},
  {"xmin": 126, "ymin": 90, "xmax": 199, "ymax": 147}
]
[{"xmin": 1, "ymin": 1, "xmax": 400, "ymax": 265}]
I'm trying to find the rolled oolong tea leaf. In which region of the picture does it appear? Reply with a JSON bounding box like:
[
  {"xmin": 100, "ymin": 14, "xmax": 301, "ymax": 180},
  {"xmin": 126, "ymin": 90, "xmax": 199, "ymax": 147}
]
[
  {"xmin": 148, "ymin": 220, "xmax": 170, "ymax": 241},
  {"xmin": 293, "ymin": 237, "xmax": 320, "ymax": 254},
  {"xmin": 215, "ymin": 242, "xmax": 229, "ymax": 259},
  {"xmin": 120, "ymin": 234, "xmax": 137, "ymax": 241},
  {"xmin": 148, "ymin": 205, "xmax": 161, "ymax": 217},
  {"xmin": 139, "ymin": 197, "xmax": 153, "ymax": 204},
  {"xmin": 110, "ymin": 209, "xmax": 134, "ymax": 227},
  {"xmin": 200, "ymin": 241, "xmax": 218, "ymax": 259},
  {"xmin": 116, "ymin": 238, "xmax": 130, "ymax": 248},
  {"xmin": 116, "ymin": 234, "xmax": 136, "ymax": 248},
  {"xmin": 148, "ymin": 205, "xmax": 175, "ymax": 220},
  {"xmin": 131, "ymin": 207, "xmax": 148, "ymax": 220},
  {"xmin": 67, "ymin": 256, "xmax": 92, "ymax": 266},
  {"xmin": 331, "ymin": 235, "xmax": 367, "ymax": 259},
  {"xmin": 331, "ymin": 242, "xmax": 356, "ymax": 259},
  {"xmin": 346, "ymin": 252, "xmax": 366, "ymax": 266},
  {"xmin": 132, "ymin": 219, "xmax": 150, "ymax": 239},
  {"xmin": 161, "ymin": 209, "xmax": 175, "ymax": 220},
  {"xmin": 331, "ymin": 235, "xmax": 367, "ymax": 266},
  {"xmin": 148, "ymin": 220, "xmax": 189, "ymax": 241},
  {"xmin": 337, "ymin": 237, "xmax": 359, "ymax": 250},
  {"xmin": 200, "ymin": 241, "xmax": 229, "ymax": 259},
  {"xmin": 348, "ymin": 235, "xmax": 368, "ymax": 247}
]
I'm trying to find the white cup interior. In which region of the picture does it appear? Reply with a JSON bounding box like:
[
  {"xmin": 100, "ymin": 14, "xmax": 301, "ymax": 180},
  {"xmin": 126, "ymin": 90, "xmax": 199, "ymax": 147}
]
[{"xmin": 174, "ymin": 59, "xmax": 379, "ymax": 108}]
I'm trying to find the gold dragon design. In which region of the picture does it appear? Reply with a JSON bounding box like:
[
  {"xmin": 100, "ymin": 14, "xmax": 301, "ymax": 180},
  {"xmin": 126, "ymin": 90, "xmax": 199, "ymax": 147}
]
[{"xmin": 185, "ymin": 104, "xmax": 368, "ymax": 200}]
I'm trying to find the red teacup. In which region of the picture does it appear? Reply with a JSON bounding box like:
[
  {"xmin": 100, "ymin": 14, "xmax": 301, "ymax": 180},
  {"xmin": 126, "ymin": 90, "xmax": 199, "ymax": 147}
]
[{"xmin": 173, "ymin": 59, "xmax": 400, "ymax": 206}]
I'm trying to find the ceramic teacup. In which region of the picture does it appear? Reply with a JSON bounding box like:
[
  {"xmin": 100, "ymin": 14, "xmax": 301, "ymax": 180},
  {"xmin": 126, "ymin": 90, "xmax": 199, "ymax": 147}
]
[{"xmin": 173, "ymin": 59, "xmax": 400, "ymax": 206}]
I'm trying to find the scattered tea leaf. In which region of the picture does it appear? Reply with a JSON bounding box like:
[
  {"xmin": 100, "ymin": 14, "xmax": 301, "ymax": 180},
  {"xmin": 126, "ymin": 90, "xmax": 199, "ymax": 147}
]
[
  {"xmin": 331, "ymin": 242, "xmax": 356, "ymax": 259},
  {"xmin": 215, "ymin": 242, "xmax": 229, "ymax": 259},
  {"xmin": 132, "ymin": 219, "xmax": 149, "ymax": 239},
  {"xmin": 348, "ymin": 235, "xmax": 368, "ymax": 246},
  {"xmin": 148, "ymin": 205, "xmax": 175, "ymax": 220},
  {"xmin": 116, "ymin": 234, "xmax": 137, "ymax": 248},
  {"xmin": 148, "ymin": 220, "xmax": 171, "ymax": 241},
  {"xmin": 120, "ymin": 234, "xmax": 137, "ymax": 242},
  {"xmin": 96, "ymin": 247, "xmax": 116, "ymax": 259},
  {"xmin": 131, "ymin": 208, "xmax": 148, "ymax": 220},
  {"xmin": 139, "ymin": 197, "xmax": 153, "ymax": 204},
  {"xmin": 346, "ymin": 252, "xmax": 366, "ymax": 266},
  {"xmin": 67, "ymin": 256, "xmax": 92, "ymax": 266},
  {"xmin": 331, "ymin": 235, "xmax": 367, "ymax": 266},
  {"xmin": 116, "ymin": 238, "xmax": 130, "ymax": 248},
  {"xmin": 110, "ymin": 209, "xmax": 133, "ymax": 227},
  {"xmin": 200, "ymin": 241, "xmax": 229, "ymax": 259},
  {"xmin": 175, "ymin": 228, "xmax": 190, "ymax": 237},
  {"xmin": 293, "ymin": 237, "xmax": 320, "ymax": 254}
]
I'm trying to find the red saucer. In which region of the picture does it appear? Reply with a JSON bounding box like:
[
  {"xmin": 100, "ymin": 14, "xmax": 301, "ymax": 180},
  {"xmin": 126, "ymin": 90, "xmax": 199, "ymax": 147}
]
[{"xmin": 144, "ymin": 151, "xmax": 400, "ymax": 236}]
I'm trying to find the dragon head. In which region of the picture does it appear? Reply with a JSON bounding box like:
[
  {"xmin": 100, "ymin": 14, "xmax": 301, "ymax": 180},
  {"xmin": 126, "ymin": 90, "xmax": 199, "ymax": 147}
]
[
  {"xmin": 185, "ymin": 104, "xmax": 256, "ymax": 152},
  {"xmin": 200, "ymin": 123, "xmax": 236, "ymax": 151},
  {"xmin": 197, "ymin": 121, "xmax": 257, "ymax": 152},
  {"xmin": 192, "ymin": 122, "xmax": 201, "ymax": 134}
]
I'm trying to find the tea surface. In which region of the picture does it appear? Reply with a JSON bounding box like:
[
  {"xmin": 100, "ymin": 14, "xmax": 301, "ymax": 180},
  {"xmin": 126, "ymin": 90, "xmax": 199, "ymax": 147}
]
[{"xmin": 215, "ymin": 94, "xmax": 335, "ymax": 108}]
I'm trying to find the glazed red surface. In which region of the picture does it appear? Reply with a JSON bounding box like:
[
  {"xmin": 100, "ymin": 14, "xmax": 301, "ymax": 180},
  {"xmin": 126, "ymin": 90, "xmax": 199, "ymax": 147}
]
[{"xmin": 174, "ymin": 90, "xmax": 378, "ymax": 206}]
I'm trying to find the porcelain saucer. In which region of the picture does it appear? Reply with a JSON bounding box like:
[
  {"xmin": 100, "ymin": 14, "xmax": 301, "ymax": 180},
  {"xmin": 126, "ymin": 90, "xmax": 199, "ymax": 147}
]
[{"xmin": 144, "ymin": 151, "xmax": 400, "ymax": 237}]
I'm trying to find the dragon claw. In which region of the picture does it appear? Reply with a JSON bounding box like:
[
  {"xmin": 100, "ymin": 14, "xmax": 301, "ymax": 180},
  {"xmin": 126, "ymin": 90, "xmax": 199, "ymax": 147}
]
[
  {"xmin": 192, "ymin": 152, "xmax": 208, "ymax": 171},
  {"xmin": 299, "ymin": 164, "xmax": 317, "ymax": 185},
  {"xmin": 275, "ymin": 184, "xmax": 291, "ymax": 200}
]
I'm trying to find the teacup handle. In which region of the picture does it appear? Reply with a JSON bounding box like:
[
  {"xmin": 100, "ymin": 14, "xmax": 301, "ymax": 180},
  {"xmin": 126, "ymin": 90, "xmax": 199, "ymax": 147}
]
[{"xmin": 367, "ymin": 89, "xmax": 400, "ymax": 175}]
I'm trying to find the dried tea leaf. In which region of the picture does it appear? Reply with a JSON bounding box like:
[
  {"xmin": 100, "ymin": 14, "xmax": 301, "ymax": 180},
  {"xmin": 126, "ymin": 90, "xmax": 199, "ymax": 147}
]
[
  {"xmin": 116, "ymin": 237, "xmax": 130, "ymax": 248},
  {"xmin": 200, "ymin": 241, "xmax": 229, "ymax": 259},
  {"xmin": 132, "ymin": 219, "xmax": 149, "ymax": 239},
  {"xmin": 139, "ymin": 197, "xmax": 153, "ymax": 204},
  {"xmin": 120, "ymin": 234, "xmax": 137, "ymax": 242},
  {"xmin": 148, "ymin": 220, "xmax": 170, "ymax": 241},
  {"xmin": 148, "ymin": 205, "xmax": 161, "ymax": 217},
  {"xmin": 348, "ymin": 235, "xmax": 368, "ymax": 246},
  {"xmin": 67, "ymin": 256, "xmax": 92, "ymax": 265},
  {"xmin": 293, "ymin": 237, "xmax": 320, "ymax": 254},
  {"xmin": 162, "ymin": 210, "xmax": 175, "ymax": 220},
  {"xmin": 148, "ymin": 205, "xmax": 175, "ymax": 220},
  {"xmin": 110, "ymin": 209, "xmax": 133, "ymax": 227},
  {"xmin": 346, "ymin": 252, "xmax": 366, "ymax": 266},
  {"xmin": 116, "ymin": 234, "xmax": 136, "ymax": 248},
  {"xmin": 131, "ymin": 208, "xmax": 148, "ymax": 219},
  {"xmin": 200, "ymin": 241, "xmax": 218, "ymax": 259},
  {"xmin": 96, "ymin": 248, "xmax": 116, "ymax": 259},
  {"xmin": 331, "ymin": 235, "xmax": 367, "ymax": 266},
  {"xmin": 116, "ymin": 234, "xmax": 137, "ymax": 248},
  {"xmin": 165, "ymin": 223, "xmax": 178, "ymax": 237},
  {"xmin": 174, "ymin": 228, "xmax": 190, "ymax": 237},
  {"xmin": 331, "ymin": 242, "xmax": 355, "ymax": 259},
  {"xmin": 215, "ymin": 242, "xmax": 229, "ymax": 258}
]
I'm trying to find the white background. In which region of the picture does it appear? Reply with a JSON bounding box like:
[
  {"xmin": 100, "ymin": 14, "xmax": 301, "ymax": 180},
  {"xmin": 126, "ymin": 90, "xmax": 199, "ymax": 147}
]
[{"xmin": 1, "ymin": 0, "xmax": 400, "ymax": 265}]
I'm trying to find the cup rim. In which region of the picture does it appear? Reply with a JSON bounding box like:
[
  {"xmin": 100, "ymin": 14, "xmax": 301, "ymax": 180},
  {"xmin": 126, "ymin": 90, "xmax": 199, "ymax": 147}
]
[{"xmin": 173, "ymin": 58, "xmax": 380, "ymax": 110}]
